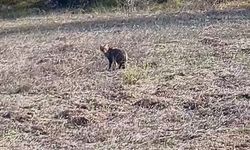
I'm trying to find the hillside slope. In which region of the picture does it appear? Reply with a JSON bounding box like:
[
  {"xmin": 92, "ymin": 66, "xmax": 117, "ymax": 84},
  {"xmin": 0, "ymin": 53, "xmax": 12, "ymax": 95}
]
[{"xmin": 0, "ymin": 9, "xmax": 250, "ymax": 149}]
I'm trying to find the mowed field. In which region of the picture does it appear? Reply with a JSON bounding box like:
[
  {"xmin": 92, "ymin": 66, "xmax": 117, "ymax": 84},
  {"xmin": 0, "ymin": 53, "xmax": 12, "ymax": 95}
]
[{"xmin": 0, "ymin": 9, "xmax": 250, "ymax": 149}]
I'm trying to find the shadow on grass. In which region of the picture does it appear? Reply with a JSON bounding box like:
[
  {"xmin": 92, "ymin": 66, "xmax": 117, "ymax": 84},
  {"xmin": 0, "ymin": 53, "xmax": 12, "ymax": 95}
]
[{"xmin": 0, "ymin": 9, "xmax": 249, "ymax": 38}]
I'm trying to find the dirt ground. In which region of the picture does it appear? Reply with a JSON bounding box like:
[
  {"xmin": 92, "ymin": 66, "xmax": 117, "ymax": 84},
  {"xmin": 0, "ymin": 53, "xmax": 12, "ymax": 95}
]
[{"xmin": 0, "ymin": 9, "xmax": 250, "ymax": 149}]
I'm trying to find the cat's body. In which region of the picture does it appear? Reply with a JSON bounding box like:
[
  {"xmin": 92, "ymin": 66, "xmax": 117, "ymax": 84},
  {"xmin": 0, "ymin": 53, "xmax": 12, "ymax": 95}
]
[{"xmin": 100, "ymin": 44, "xmax": 127, "ymax": 71}]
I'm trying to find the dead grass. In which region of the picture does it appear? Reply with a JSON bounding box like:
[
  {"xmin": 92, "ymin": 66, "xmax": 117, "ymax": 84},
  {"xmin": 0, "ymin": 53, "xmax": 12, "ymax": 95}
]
[
  {"xmin": 216, "ymin": 0, "xmax": 250, "ymax": 10},
  {"xmin": 0, "ymin": 9, "xmax": 250, "ymax": 150}
]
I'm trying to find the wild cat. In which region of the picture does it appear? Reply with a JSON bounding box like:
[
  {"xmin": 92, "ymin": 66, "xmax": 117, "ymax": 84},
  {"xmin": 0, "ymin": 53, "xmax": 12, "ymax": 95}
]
[{"xmin": 100, "ymin": 44, "xmax": 128, "ymax": 71}]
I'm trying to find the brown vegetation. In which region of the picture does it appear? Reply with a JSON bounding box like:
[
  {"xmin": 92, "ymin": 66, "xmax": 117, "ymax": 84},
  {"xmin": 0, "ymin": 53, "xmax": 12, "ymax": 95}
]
[{"xmin": 0, "ymin": 8, "xmax": 250, "ymax": 149}]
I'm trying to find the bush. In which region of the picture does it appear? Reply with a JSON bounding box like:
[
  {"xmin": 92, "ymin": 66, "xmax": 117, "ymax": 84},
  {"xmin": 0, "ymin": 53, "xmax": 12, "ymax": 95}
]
[{"xmin": 122, "ymin": 67, "xmax": 146, "ymax": 85}]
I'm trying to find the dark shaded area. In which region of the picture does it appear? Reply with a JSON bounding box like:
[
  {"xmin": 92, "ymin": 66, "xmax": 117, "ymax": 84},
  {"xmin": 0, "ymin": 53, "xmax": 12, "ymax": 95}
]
[
  {"xmin": 0, "ymin": 9, "xmax": 249, "ymax": 38},
  {"xmin": 1, "ymin": 0, "xmax": 100, "ymax": 10},
  {"xmin": 0, "ymin": 0, "xmax": 170, "ymax": 19},
  {"xmin": 133, "ymin": 98, "xmax": 167, "ymax": 110},
  {"xmin": 47, "ymin": 0, "xmax": 96, "ymax": 8},
  {"xmin": 0, "ymin": 0, "xmax": 97, "ymax": 19}
]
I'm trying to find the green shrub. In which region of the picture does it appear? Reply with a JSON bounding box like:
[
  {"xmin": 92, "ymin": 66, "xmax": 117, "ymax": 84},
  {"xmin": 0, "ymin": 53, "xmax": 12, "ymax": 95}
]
[{"xmin": 122, "ymin": 67, "xmax": 146, "ymax": 85}]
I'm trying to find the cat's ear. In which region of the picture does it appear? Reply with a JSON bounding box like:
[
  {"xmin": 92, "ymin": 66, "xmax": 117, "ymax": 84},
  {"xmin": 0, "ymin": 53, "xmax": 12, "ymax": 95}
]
[
  {"xmin": 104, "ymin": 44, "xmax": 109, "ymax": 50},
  {"xmin": 100, "ymin": 44, "xmax": 105, "ymax": 52}
]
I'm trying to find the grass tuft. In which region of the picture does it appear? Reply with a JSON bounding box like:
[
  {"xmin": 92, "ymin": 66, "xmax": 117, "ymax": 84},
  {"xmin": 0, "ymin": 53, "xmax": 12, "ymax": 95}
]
[{"xmin": 122, "ymin": 67, "xmax": 146, "ymax": 85}]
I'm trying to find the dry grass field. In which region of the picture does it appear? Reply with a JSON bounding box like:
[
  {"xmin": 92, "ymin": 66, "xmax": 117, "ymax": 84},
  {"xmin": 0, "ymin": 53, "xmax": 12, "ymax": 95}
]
[{"xmin": 0, "ymin": 9, "xmax": 250, "ymax": 149}]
